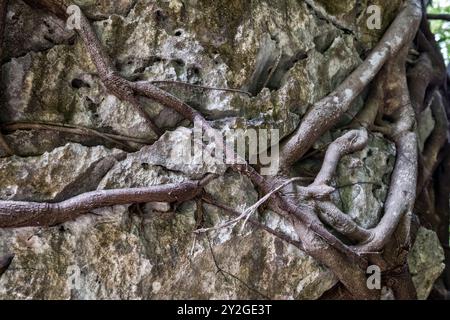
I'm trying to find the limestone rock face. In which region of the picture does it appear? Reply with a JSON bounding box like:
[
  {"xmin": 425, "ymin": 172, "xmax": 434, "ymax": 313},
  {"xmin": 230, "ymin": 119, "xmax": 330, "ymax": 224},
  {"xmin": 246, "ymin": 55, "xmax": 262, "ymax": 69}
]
[
  {"xmin": 2, "ymin": 0, "xmax": 75, "ymax": 60},
  {"xmin": 335, "ymin": 132, "xmax": 396, "ymax": 229},
  {"xmin": 0, "ymin": 143, "xmax": 124, "ymax": 202},
  {"xmin": 1, "ymin": 0, "xmax": 365, "ymax": 155},
  {"xmin": 0, "ymin": 0, "xmax": 444, "ymax": 300},
  {"xmin": 0, "ymin": 142, "xmax": 336, "ymax": 299},
  {"xmin": 408, "ymin": 228, "xmax": 446, "ymax": 300}
]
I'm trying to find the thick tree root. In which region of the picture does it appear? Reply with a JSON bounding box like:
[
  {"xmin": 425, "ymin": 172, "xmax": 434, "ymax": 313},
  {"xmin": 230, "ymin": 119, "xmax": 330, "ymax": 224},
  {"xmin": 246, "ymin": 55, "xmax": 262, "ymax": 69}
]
[{"xmin": 0, "ymin": 180, "xmax": 204, "ymax": 228}]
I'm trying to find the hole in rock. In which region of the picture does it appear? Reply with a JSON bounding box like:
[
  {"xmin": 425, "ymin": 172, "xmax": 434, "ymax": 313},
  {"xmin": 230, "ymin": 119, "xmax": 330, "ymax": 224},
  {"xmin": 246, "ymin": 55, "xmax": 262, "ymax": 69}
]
[{"xmin": 71, "ymin": 78, "xmax": 90, "ymax": 89}]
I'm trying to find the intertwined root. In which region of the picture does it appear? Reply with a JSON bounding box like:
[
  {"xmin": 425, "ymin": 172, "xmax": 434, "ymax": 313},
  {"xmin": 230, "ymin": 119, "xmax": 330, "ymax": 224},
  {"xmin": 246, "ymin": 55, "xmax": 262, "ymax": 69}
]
[{"xmin": 1, "ymin": 0, "xmax": 448, "ymax": 299}]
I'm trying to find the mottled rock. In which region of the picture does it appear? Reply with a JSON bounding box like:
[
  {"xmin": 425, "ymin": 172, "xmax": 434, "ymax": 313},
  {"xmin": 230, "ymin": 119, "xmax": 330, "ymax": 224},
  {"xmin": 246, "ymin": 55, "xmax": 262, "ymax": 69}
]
[
  {"xmin": 0, "ymin": 143, "xmax": 124, "ymax": 202},
  {"xmin": 73, "ymin": 0, "xmax": 137, "ymax": 20},
  {"xmin": 0, "ymin": 0, "xmax": 418, "ymax": 301},
  {"xmin": 334, "ymin": 132, "xmax": 396, "ymax": 229},
  {"xmin": 417, "ymin": 106, "xmax": 435, "ymax": 152},
  {"xmin": 0, "ymin": 128, "xmax": 142, "ymax": 158},
  {"xmin": 0, "ymin": 145, "xmax": 336, "ymax": 299},
  {"xmin": 138, "ymin": 127, "xmax": 228, "ymax": 179},
  {"xmin": 408, "ymin": 227, "xmax": 445, "ymax": 300},
  {"xmin": 1, "ymin": 45, "xmax": 158, "ymax": 143},
  {"xmin": 2, "ymin": 0, "xmax": 74, "ymax": 61}
]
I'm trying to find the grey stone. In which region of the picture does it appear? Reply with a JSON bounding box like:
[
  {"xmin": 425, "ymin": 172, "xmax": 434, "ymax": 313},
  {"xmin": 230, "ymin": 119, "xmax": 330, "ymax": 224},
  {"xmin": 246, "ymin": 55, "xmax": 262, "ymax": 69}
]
[
  {"xmin": 0, "ymin": 0, "xmax": 423, "ymax": 300},
  {"xmin": 417, "ymin": 106, "xmax": 435, "ymax": 152},
  {"xmin": 408, "ymin": 227, "xmax": 445, "ymax": 300},
  {"xmin": 0, "ymin": 143, "xmax": 124, "ymax": 202},
  {"xmin": 0, "ymin": 144, "xmax": 337, "ymax": 299},
  {"xmin": 2, "ymin": 0, "xmax": 74, "ymax": 61},
  {"xmin": 335, "ymin": 132, "xmax": 396, "ymax": 229}
]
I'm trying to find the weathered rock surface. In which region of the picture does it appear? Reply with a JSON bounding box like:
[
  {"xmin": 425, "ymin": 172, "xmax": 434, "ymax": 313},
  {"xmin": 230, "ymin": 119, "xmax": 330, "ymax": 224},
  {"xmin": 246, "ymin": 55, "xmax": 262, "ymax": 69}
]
[
  {"xmin": 0, "ymin": 142, "xmax": 336, "ymax": 299},
  {"xmin": 408, "ymin": 227, "xmax": 446, "ymax": 300},
  {"xmin": 0, "ymin": 143, "xmax": 124, "ymax": 202},
  {"xmin": 335, "ymin": 132, "xmax": 396, "ymax": 229},
  {"xmin": 1, "ymin": 0, "xmax": 75, "ymax": 61},
  {"xmin": 0, "ymin": 0, "xmax": 444, "ymax": 300},
  {"xmin": 1, "ymin": 0, "xmax": 365, "ymax": 155}
]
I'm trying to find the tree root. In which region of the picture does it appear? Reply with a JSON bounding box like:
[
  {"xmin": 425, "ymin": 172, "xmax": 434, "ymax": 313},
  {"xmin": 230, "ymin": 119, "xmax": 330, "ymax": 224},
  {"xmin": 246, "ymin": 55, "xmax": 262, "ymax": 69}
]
[{"xmin": 0, "ymin": 180, "xmax": 203, "ymax": 228}]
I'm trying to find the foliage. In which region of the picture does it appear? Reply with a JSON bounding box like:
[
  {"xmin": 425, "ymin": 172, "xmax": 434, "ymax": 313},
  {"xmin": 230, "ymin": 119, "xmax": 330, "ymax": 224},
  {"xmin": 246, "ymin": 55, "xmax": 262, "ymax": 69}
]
[{"xmin": 428, "ymin": 1, "xmax": 450, "ymax": 63}]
